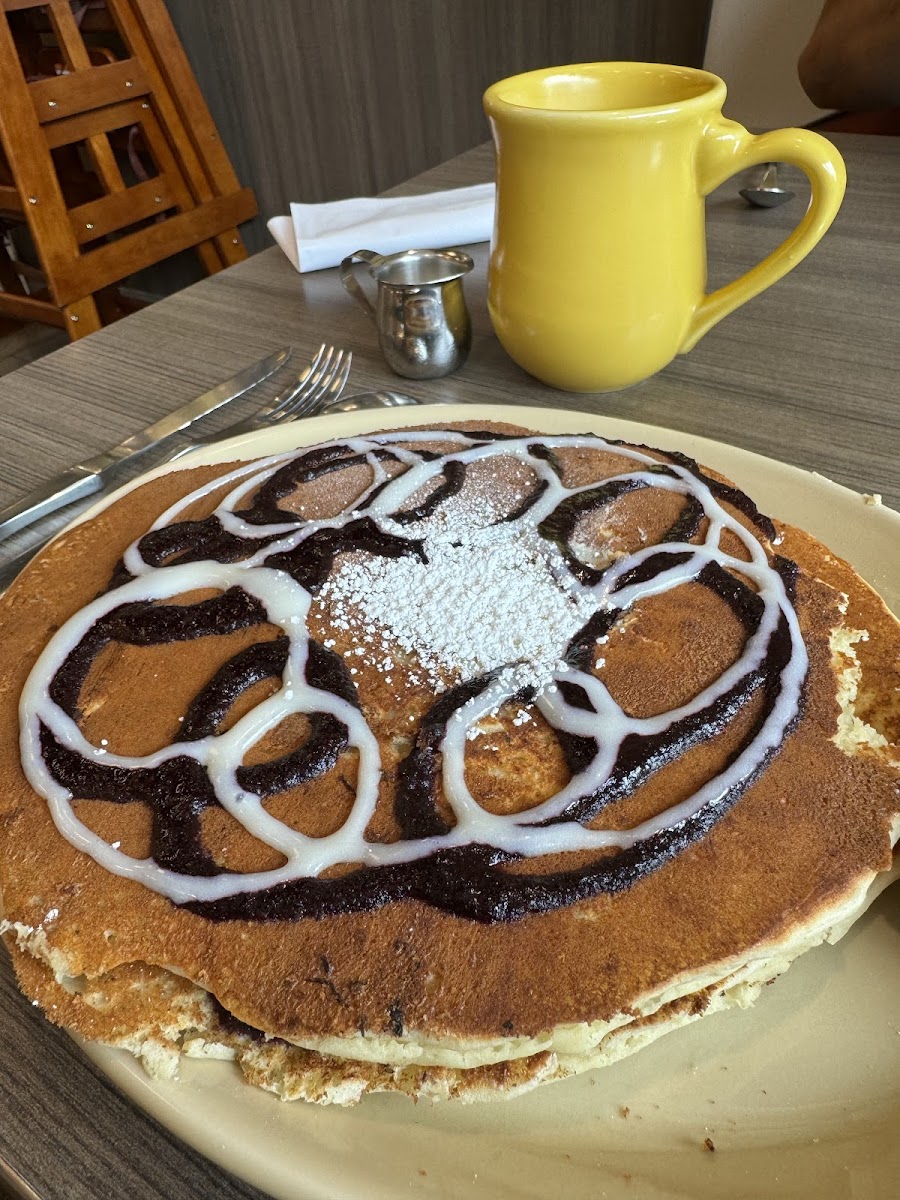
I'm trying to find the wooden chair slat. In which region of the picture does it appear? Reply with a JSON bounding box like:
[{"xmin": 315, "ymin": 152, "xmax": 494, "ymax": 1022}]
[
  {"xmin": 44, "ymin": 97, "xmax": 149, "ymax": 148},
  {"xmin": 46, "ymin": 0, "xmax": 93, "ymax": 71},
  {"xmin": 30, "ymin": 59, "xmax": 150, "ymax": 122},
  {"xmin": 1, "ymin": 0, "xmax": 51, "ymax": 14},
  {"xmin": 86, "ymin": 133, "xmax": 126, "ymax": 193},
  {"xmin": 69, "ymin": 174, "xmax": 175, "ymax": 243},
  {"xmin": 0, "ymin": 182, "xmax": 23, "ymax": 214},
  {"xmin": 0, "ymin": 291, "xmax": 67, "ymax": 326},
  {"xmin": 61, "ymin": 293, "xmax": 102, "ymax": 337},
  {"xmin": 54, "ymin": 187, "xmax": 256, "ymax": 303}
]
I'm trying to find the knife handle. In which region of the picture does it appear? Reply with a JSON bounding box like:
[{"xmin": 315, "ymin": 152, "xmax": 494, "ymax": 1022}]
[{"xmin": 0, "ymin": 467, "xmax": 102, "ymax": 544}]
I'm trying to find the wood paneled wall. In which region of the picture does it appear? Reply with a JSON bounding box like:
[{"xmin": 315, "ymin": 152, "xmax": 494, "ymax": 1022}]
[{"xmin": 163, "ymin": 0, "xmax": 712, "ymax": 254}]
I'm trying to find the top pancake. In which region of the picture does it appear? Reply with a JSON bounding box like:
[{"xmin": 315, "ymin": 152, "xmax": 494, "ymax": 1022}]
[{"xmin": 0, "ymin": 420, "xmax": 898, "ymax": 1072}]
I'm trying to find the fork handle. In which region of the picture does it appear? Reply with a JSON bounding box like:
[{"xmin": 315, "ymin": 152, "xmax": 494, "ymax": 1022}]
[{"xmin": 155, "ymin": 407, "xmax": 286, "ymax": 465}]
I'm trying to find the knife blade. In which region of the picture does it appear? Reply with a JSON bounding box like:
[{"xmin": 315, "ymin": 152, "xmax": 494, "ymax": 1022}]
[{"xmin": 0, "ymin": 346, "xmax": 291, "ymax": 544}]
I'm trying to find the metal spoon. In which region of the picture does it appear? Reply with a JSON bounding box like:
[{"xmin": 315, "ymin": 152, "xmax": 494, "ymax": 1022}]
[
  {"xmin": 739, "ymin": 162, "xmax": 795, "ymax": 208},
  {"xmin": 321, "ymin": 390, "xmax": 453, "ymax": 413}
]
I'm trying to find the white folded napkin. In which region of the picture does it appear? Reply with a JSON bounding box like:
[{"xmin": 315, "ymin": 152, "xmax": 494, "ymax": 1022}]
[{"xmin": 267, "ymin": 182, "xmax": 495, "ymax": 273}]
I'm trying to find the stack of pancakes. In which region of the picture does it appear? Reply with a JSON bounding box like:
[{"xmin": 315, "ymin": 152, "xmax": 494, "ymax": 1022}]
[{"xmin": 1, "ymin": 420, "xmax": 898, "ymax": 1105}]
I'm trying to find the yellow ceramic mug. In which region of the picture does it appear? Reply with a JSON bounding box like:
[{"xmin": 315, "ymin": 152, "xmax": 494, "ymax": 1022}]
[{"xmin": 483, "ymin": 62, "xmax": 846, "ymax": 393}]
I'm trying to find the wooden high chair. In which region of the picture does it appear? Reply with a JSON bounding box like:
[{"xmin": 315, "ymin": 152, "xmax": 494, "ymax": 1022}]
[{"xmin": 0, "ymin": 0, "xmax": 257, "ymax": 339}]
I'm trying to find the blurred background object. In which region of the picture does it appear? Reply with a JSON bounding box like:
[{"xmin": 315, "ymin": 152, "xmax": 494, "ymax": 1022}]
[
  {"xmin": 705, "ymin": 0, "xmax": 900, "ymax": 136},
  {"xmin": 703, "ymin": 0, "xmax": 831, "ymax": 128},
  {"xmin": 797, "ymin": 0, "xmax": 900, "ymax": 135}
]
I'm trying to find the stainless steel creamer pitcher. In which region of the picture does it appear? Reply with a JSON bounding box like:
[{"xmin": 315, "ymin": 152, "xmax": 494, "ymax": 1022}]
[{"xmin": 340, "ymin": 248, "xmax": 474, "ymax": 379}]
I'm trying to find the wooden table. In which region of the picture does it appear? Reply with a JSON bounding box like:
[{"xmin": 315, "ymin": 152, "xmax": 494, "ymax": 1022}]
[{"xmin": 0, "ymin": 131, "xmax": 898, "ymax": 1200}]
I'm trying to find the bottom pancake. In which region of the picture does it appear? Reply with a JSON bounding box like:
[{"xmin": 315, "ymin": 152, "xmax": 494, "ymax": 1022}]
[{"xmin": 6, "ymin": 839, "xmax": 897, "ymax": 1104}]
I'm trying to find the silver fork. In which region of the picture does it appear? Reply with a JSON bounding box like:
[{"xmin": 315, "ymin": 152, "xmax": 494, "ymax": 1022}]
[
  {"xmin": 0, "ymin": 346, "xmax": 351, "ymax": 592},
  {"xmin": 160, "ymin": 343, "xmax": 352, "ymax": 464}
]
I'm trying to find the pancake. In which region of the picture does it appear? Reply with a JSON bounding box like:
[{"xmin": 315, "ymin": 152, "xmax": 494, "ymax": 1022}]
[{"xmin": 1, "ymin": 419, "xmax": 898, "ymax": 1105}]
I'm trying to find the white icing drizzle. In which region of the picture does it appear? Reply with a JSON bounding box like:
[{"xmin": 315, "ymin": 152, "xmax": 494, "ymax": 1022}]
[{"xmin": 18, "ymin": 432, "xmax": 808, "ymax": 904}]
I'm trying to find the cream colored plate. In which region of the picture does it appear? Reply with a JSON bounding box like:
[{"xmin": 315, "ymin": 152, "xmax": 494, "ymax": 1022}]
[{"xmin": 67, "ymin": 405, "xmax": 899, "ymax": 1200}]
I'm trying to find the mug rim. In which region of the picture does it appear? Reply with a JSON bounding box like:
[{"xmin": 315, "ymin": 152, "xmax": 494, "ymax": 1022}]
[{"xmin": 483, "ymin": 61, "xmax": 726, "ymax": 121}]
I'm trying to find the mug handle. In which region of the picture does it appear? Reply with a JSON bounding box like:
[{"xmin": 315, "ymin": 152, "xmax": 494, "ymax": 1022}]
[
  {"xmin": 339, "ymin": 249, "xmax": 382, "ymax": 319},
  {"xmin": 682, "ymin": 122, "xmax": 846, "ymax": 352}
]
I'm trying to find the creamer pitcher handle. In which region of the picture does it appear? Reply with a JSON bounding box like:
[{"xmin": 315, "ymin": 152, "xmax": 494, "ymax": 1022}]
[
  {"xmin": 683, "ymin": 122, "xmax": 846, "ymax": 351},
  {"xmin": 339, "ymin": 250, "xmax": 382, "ymax": 319}
]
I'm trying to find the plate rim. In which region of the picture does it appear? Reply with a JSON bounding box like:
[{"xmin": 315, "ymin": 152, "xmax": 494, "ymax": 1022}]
[{"xmin": 13, "ymin": 403, "xmax": 900, "ymax": 1198}]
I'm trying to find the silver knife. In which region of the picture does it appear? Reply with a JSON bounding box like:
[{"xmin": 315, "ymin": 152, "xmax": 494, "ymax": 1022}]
[{"xmin": 0, "ymin": 346, "xmax": 291, "ymax": 544}]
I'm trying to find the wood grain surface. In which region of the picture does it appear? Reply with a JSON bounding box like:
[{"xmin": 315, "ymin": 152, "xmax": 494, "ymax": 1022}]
[{"xmin": 0, "ymin": 130, "xmax": 898, "ymax": 1199}]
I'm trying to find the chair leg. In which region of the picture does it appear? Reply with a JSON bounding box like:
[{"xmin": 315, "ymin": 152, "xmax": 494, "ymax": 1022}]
[
  {"xmin": 62, "ymin": 296, "xmax": 102, "ymax": 340},
  {"xmin": 214, "ymin": 229, "xmax": 248, "ymax": 266},
  {"xmin": 195, "ymin": 239, "xmax": 225, "ymax": 275}
]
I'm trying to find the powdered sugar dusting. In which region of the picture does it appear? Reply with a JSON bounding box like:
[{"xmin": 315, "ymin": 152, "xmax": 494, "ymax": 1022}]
[{"xmin": 315, "ymin": 493, "xmax": 596, "ymax": 695}]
